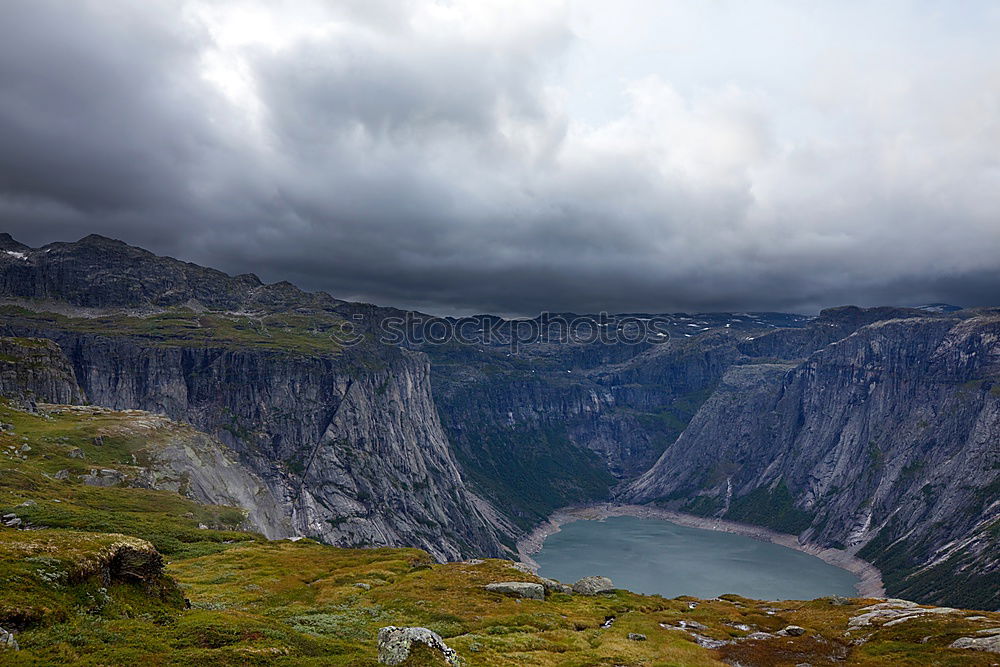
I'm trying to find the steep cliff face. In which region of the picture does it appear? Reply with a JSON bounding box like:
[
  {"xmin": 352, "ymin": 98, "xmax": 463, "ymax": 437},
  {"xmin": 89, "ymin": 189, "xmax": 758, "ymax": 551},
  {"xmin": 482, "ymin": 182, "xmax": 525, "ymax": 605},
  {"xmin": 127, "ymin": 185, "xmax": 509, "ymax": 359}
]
[
  {"xmin": 0, "ymin": 336, "xmax": 85, "ymax": 406},
  {"xmin": 21, "ymin": 328, "xmax": 506, "ymax": 560},
  {"xmin": 0, "ymin": 235, "xmax": 507, "ymax": 561},
  {"xmin": 624, "ymin": 315, "xmax": 1000, "ymax": 608},
  {"xmin": 423, "ymin": 332, "xmax": 746, "ymax": 528}
]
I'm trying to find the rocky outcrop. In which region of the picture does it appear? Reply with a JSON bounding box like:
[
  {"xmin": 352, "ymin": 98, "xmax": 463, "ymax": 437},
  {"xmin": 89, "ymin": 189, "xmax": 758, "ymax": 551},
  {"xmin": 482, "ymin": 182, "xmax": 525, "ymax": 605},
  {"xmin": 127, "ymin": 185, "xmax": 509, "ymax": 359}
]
[
  {"xmin": 0, "ymin": 336, "xmax": 84, "ymax": 406},
  {"xmin": 623, "ymin": 315, "xmax": 1000, "ymax": 608},
  {"xmin": 571, "ymin": 576, "xmax": 614, "ymax": 595},
  {"xmin": 483, "ymin": 581, "xmax": 545, "ymax": 600},
  {"xmin": 376, "ymin": 626, "xmax": 461, "ymax": 666},
  {"xmin": 33, "ymin": 332, "xmax": 507, "ymax": 560},
  {"xmin": 0, "ymin": 237, "xmax": 508, "ymax": 560}
]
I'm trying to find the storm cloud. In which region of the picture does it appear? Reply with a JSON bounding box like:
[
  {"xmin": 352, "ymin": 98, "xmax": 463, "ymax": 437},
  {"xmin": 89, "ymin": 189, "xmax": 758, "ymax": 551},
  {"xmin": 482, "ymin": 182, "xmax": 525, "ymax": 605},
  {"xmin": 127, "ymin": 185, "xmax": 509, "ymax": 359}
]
[{"xmin": 2, "ymin": 0, "xmax": 1000, "ymax": 315}]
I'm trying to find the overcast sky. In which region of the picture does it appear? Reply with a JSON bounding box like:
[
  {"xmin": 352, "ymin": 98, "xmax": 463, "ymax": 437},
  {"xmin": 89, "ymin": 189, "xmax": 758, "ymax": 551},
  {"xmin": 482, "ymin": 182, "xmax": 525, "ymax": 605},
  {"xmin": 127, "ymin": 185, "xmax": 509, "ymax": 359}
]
[{"xmin": 2, "ymin": 1, "xmax": 1000, "ymax": 316}]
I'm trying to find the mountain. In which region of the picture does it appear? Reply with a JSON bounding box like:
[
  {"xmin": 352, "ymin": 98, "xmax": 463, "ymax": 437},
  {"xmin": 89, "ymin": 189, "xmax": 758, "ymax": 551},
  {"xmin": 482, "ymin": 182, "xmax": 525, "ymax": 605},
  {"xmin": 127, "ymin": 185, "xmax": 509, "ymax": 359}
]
[
  {"xmin": 0, "ymin": 235, "xmax": 506, "ymax": 560},
  {"xmin": 623, "ymin": 314, "xmax": 1000, "ymax": 608},
  {"xmin": 1, "ymin": 233, "xmax": 998, "ymax": 611}
]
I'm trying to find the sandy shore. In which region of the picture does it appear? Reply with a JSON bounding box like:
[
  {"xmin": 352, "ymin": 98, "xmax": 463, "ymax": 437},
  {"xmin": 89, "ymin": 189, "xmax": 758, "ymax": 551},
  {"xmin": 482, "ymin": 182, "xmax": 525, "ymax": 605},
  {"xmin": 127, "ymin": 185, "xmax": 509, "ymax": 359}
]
[{"xmin": 516, "ymin": 503, "xmax": 886, "ymax": 598}]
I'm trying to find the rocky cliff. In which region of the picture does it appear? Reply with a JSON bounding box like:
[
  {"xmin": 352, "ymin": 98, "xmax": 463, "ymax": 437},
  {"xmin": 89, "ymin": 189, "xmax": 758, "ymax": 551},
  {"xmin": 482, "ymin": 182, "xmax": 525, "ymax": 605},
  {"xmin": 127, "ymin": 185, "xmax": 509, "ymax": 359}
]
[
  {"xmin": 3, "ymin": 233, "xmax": 998, "ymax": 608},
  {"xmin": 624, "ymin": 315, "xmax": 1000, "ymax": 608},
  {"xmin": 0, "ymin": 336, "xmax": 85, "ymax": 407},
  {"xmin": 0, "ymin": 237, "xmax": 506, "ymax": 561}
]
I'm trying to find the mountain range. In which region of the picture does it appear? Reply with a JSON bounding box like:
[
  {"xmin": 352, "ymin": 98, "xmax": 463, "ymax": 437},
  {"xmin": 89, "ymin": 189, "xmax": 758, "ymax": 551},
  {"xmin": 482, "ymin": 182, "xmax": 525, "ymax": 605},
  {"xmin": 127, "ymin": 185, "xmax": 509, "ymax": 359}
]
[{"xmin": 1, "ymin": 233, "xmax": 997, "ymax": 612}]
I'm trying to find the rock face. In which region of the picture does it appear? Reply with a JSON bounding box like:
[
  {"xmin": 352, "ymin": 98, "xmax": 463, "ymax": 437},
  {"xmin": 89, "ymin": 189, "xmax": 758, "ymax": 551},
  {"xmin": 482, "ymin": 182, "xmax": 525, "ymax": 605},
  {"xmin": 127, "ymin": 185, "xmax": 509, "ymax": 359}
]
[
  {"xmin": 376, "ymin": 626, "xmax": 461, "ymax": 666},
  {"xmin": 483, "ymin": 581, "xmax": 545, "ymax": 600},
  {"xmin": 572, "ymin": 576, "xmax": 614, "ymax": 595},
  {"xmin": 0, "ymin": 336, "xmax": 85, "ymax": 406},
  {"xmin": 0, "ymin": 236, "xmax": 506, "ymax": 561},
  {"xmin": 624, "ymin": 315, "xmax": 1000, "ymax": 609}
]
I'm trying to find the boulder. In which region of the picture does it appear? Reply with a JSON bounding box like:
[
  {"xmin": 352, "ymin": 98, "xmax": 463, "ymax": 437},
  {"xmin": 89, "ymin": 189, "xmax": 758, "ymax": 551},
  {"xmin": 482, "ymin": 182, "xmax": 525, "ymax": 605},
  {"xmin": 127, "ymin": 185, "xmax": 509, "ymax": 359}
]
[
  {"xmin": 0, "ymin": 626, "xmax": 17, "ymax": 651},
  {"xmin": 572, "ymin": 576, "xmax": 614, "ymax": 595},
  {"xmin": 67, "ymin": 447, "xmax": 85, "ymax": 459},
  {"xmin": 540, "ymin": 577, "xmax": 572, "ymax": 593},
  {"xmin": 376, "ymin": 626, "xmax": 461, "ymax": 666},
  {"xmin": 484, "ymin": 581, "xmax": 544, "ymax": 600},
  {"xmin": 781, "ymin": 625, "xmax": 806, "ymax": 637},
  {"xmin": 950, "ymin": 634, "xmax": 1000, "ymax": 654},
  {"xmin": 627, "ymin": 633, "xmax": 647, "ymax": 641}
]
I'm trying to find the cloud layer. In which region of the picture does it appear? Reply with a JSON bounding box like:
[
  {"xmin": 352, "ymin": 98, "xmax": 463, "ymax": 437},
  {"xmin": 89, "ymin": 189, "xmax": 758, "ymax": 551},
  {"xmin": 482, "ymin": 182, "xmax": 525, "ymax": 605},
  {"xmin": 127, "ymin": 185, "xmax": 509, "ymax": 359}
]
[{"xmin": 2, "ymin": 0, "xmax": 999, "ymax": 315}]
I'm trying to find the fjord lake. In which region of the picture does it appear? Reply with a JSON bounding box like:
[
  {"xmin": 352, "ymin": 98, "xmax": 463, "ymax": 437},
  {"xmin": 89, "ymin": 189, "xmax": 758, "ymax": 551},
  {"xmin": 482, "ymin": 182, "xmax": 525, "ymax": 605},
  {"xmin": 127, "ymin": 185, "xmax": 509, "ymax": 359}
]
[{"xmin": 534, "ymin": 515, "xmax": 860, "ymax": 600}]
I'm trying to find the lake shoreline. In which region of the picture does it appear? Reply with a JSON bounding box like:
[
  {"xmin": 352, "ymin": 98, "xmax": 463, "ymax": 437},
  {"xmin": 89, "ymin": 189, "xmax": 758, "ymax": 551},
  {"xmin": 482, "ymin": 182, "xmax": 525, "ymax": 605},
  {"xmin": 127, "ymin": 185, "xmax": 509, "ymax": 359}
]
[{"xmin": 516, "ymin": 503, "xmax": 886, "ymax": 599}]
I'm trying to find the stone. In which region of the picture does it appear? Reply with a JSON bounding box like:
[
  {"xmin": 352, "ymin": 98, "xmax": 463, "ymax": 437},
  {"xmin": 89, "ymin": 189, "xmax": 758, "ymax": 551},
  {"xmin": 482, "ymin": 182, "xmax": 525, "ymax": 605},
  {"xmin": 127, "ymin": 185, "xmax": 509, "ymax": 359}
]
[
  {"xmin": 571, "ymin": 576, "xmax": 614, "ymax": 595},
  {"xmin": 484, "ymin": 581, "xmax": 544, "ymax": 600},
  {"xmin": 627, "ymin": 633, "xmax": 647, "ymax": 641},
  {"xmin": 950, "ymin": 634, "xmax": 1000, "ymax": 654},
  {"xmin": 0, "ymin": 626, "xmax": 18, "ymax": 651},
  {"xmin": 376, "ymin": 626, "xmax": 461, "ymax": 666},
  {"xmin": 679, "ymin": 620, "xmax": 708, "ymax": 631},
  {"xmin": 540, "ymin": 578, "xmax": 572, "ymax": 593},
  {"xmin": 54, "ymin": 469, "xmax": 70, "ymax": 480},
  {"xmin": 353, "ymin": 582, "xmax": 372, "ymax": 590},
  {"xmin": 78, "ymin": 468, "xmax": 126, "ymax": 487},
  {"xmin": 782, "ymin": 625, "xmax": 807, "ymax": 637},
  {"xmin": 67, "ymin": 448, "xmax": 85, "ymax": 459}
]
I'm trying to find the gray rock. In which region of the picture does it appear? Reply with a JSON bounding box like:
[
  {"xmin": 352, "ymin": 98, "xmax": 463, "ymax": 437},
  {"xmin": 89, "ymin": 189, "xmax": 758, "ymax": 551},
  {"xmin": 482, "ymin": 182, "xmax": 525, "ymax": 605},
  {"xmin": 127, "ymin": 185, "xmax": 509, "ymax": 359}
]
[
  {"xmin": 67, "ymin": 448, "xmax": 85, "ymax": 459},
  {"xmin": 540, "ymin": 577, "xmax": 571, "ymax": 593},
  {"xmin": 627, "ymin": 633, "xmax": 647, "ymax": 641},
  {"xmin": 376, "ymin": 626, "xmax": 461, "ymax": 666},
  {"xmin": 679, "ymin": 620, "xmax": 708, "ymax": 631},
  {"xmin": 54, "ymin": 469, "xmax": 70, "ymax": 480},
  {"xmin": 353, "ymin": 582, "xmax": 372, "ymax": 590},
  {"xmin": 0, "ymin": 626, "xmax": 18, "ymax": 651},
  {"xmin": 78, "ymin": 468, "xmax": 126, "ymax": 487},
  {"xmin": 781, "ymin": 625, "xmax": 806, "ymax": 637},
  {"xmin": 484, "ymin": 581, "xmax": 544, "ymax": 600},
  {"xmin": 950, "ymin": 634, "xmax": 1000, "ymax": 654},
  {"xmin": 572, "ymin": 576, "xmax": 614, "ymax": 595}
]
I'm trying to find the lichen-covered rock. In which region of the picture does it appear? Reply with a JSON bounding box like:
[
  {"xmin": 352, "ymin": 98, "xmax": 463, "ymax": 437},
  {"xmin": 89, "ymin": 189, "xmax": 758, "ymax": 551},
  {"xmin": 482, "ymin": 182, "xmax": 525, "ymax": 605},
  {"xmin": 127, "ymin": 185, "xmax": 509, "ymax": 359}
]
[
  {"xmin": 376, "ymin": 626, "xmax": 461, "ymax": 665},
  {"xmin": 950, "ymin": 633, "xmax": 1000, "ymax": 654},
  {"xmin": 484, "ymin": 581, "xmax": 544, "ymax": 600},
  {"xmin": 0, "ymin": 626, "xmax": 17, "ymax": 651},
  {"xmin": 781, "ymin": 625, "xmax": 806, "ymax": 636},
  {"xmin": 572, "ymin": 576, "xmax": 614, "ymax": 595}
]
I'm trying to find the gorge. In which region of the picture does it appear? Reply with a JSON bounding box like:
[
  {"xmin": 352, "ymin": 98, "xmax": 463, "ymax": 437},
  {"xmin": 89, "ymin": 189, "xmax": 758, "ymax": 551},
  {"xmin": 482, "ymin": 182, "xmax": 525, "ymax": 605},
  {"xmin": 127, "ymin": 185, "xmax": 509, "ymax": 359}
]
[{"xmin": 1, "ymin": 233, "xmax": 998, "ymax": 613}]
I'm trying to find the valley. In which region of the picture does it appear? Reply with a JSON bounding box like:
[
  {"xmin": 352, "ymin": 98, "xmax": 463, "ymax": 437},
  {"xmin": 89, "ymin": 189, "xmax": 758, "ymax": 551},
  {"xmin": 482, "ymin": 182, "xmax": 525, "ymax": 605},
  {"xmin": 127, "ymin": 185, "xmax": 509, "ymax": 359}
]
[{"xmin": 0, "ymin": 234, "xmax": 998, "ymax": 664}]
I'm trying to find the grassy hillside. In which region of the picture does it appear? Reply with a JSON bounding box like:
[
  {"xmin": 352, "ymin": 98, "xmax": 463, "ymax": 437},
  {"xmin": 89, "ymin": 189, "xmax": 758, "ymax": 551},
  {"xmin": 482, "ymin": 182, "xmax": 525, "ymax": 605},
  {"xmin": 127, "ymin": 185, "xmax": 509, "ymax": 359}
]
[{"xmin": 2, "ymin": 402, "xmax": 999, "ymax": 665}]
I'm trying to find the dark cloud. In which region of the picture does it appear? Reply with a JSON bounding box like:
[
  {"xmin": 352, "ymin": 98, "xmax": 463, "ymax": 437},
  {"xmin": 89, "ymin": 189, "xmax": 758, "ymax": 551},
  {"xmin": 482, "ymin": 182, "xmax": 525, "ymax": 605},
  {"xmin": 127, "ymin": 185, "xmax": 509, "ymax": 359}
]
[{"xmin": 1, "ymin": 0, "xmax": 999, "ymax": 316}]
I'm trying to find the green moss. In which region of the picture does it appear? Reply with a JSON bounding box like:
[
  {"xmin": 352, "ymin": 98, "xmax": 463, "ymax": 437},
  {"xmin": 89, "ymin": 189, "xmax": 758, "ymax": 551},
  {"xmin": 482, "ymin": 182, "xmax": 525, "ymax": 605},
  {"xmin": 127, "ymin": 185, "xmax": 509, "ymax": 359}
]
[{"xmin": 0, "ymin": 306, "xmax": 345, "ymax": 356}]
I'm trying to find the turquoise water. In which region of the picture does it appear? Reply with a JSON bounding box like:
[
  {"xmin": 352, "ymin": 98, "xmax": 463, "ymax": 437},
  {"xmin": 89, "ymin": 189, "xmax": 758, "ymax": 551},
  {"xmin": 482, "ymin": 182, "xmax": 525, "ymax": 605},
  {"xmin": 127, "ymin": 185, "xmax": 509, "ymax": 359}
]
[{"xmin": 533, "ymin": 515, "xmax": 859, "ymax": 600}]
